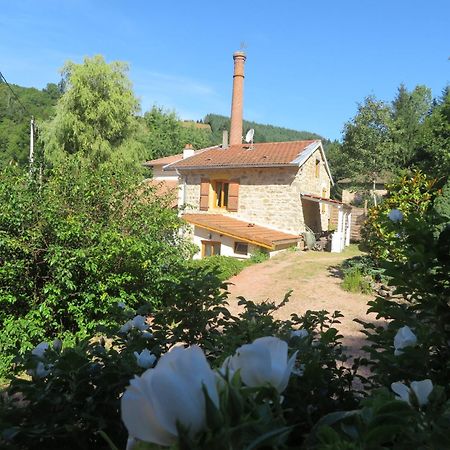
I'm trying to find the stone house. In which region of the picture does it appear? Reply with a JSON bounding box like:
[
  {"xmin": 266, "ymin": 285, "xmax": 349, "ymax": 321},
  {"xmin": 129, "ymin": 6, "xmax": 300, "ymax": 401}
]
[
  {"xmin": 145, "ymin": 51, "xmax": 351, "ymax": 258},
  {"xmin": 169, "ymin": 139, "xmax": 337, "ymax": 259}
]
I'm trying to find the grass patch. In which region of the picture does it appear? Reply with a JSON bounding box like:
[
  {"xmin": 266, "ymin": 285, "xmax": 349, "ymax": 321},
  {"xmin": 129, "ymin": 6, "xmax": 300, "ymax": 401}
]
[
  {"xmin": 341, "ymin": 268, "xmax": 372, "ymax": 294},
  {"xmin": 188, "ymin": 255, "xmax": 250, "ymax": 281}
]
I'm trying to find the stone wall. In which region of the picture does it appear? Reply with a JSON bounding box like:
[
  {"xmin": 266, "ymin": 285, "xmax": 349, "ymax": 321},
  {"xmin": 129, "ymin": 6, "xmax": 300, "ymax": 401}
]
[
  {"xmin": 181, "ymin": 148, "xmax": 332, "ymax": 234},
  {"xmin": 295, "ymin": 148, "xmax": 331, "ymax": 231}
]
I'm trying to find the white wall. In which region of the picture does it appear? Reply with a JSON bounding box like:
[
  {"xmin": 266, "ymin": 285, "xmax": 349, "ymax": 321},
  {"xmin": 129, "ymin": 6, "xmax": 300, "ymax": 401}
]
[{"xmin": 192, "ymin": 226, "xmax": 259, "ymax": 260}]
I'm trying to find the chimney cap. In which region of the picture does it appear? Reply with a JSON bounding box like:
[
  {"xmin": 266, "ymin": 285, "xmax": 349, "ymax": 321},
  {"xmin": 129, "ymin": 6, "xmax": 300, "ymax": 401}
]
[{"xmin": 233, "ymin": 51, "xmax": 246, "ymax": 59}]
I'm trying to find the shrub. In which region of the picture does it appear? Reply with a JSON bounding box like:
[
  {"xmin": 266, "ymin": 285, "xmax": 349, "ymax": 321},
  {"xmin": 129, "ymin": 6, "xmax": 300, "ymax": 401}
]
[
  {"xmin": 341, "ymin": 255, "xmax": 386, "ymax": 282},
  {"xmin": 0, "ymin": 286, "xmax": 359, "ymax": 450},
  {"xmin": 357, "ymin": 172, "xmax": 450, "ymax": 395},
  {"xmin": 0, "ymin": 158, "xmax": 193, "ymax": 377},
  {"xmin": 249, "ymin": 248, "xmax": 270, "ymax": 263},
  {"xmin": 361, "ymin": 170, "xmax": 439, "ymax": 261}
]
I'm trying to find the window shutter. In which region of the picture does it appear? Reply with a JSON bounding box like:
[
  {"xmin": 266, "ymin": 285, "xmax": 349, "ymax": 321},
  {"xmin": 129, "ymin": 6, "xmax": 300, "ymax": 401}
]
[
  {"xmin": 227, "ymin": 179, "xmax": 239, "ymax": 212},
  {"xmin": 199, "ymin": 179, "xmax": 210, "ymax": 211}
]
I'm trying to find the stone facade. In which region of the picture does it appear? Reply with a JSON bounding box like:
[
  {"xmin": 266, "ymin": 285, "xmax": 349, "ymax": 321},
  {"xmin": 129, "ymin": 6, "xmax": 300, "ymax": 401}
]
[{"xmin": 180, "ymin": 148, "xmax": 331, "ymax": 235}]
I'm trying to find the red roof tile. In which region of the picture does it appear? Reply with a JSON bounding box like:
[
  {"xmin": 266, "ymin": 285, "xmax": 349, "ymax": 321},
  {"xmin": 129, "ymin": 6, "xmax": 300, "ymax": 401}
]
[
  {"xmin": 144, "ymin": 154, "xmax": 183, "ymax": 167},
  {"xmin": 144, "ymin": 146, "xmax": 220, "ymax": 168},
  {"xmin": 171, "ymin": 140, "xmax": 318, "ymax": 170},
  {"xmin": 183, "ymin": 213, "xmax": 301, "ymax": 249}
]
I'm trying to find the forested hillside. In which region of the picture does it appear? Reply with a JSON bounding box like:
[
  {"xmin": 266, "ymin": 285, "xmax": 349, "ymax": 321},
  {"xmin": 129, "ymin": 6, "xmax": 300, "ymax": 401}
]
[
  {"xmin": 0, "ymin": 81, "xmax": 61, "ymax": 166},
  {"xmin": 204, "ymin": 113, "xmax": 326, "ymax": 144},
  {"xmin": 0, "ymin": 80, "xmax": 328, "ymax": 168}
]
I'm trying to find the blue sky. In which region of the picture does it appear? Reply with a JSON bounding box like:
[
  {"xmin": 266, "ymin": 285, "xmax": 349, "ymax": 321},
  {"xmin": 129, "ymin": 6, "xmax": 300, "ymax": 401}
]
[{"xmin": 1, "ymin": 0, "xmax": 448, "ymax": 140}]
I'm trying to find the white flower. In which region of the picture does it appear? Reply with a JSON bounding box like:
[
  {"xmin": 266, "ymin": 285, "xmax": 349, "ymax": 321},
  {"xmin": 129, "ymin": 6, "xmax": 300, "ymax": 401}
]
[
  {"xmin": 120, "ymin": 315, "xmax": 149, "ymax": 333},
  {"xmin": 28, "ymin": 361, "xmax": 51, "ymax": 379},
  {"xmin": 31, "ymin": 342, "xmax": 49, "ymax": 358},
  {"xmin": 394, "ymin": 325, "xmax": 417, "ymax": 356},
  {"xmin": 290, "ymin": 329, "xmax": 309, "ymax": 339},
  {"xmin": 131, "ymin": 315, "xmax": 148, "ymax": 331},
  {"xmin": 222, "ymin": 336, "xmax": 298, "ymax": 393},
  {"xmin": 121, "ymin": 345, "xmax": 219, "ymax": 447},
  {"xmin": 292, "ymin": 363, "xmax": 306, "ymax": 377},
  {"xmin": 388, "ymin": 209, "xmax": 403, "ymax": 222},
  {"xmin": 134, "ymin": 349, "xmax": 157, "ymax": 369},
  {"xmin": 141, "ymin": 331, "xmax": 154, "ymax": 340},
  {"xmin": 391, "ymin": 379, "xmax": 433, "ymax": 407}
]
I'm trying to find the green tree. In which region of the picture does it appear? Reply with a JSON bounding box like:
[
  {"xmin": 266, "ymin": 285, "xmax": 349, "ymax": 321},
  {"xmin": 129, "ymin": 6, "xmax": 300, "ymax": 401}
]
[
  {"xmin": 41, "ymin": 55, "xmax": 141, "ymax": 166},
  {"xmin": 204, "ymin": 113, "xmax": 325, "ymax": 144},
  {"xmin": 139, "ymin": 106, "xmax": 213, "ymax": 160},
  {"xmin": 340, "ymin": 96, "xmax": 394, "ymax": 203},
  {"xmin": 416, "ymin": 86, "xmax": 450, "ymax": 181},
  {"xmin": 391, "ymin": 84, "xmax": 432, "ymax": 167}
]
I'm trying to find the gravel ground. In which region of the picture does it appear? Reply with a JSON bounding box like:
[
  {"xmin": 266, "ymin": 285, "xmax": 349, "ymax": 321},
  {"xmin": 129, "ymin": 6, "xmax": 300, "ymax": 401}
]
[{"xmin": 225, "ymin": 246, "xmax": 384, "ymax": 359}]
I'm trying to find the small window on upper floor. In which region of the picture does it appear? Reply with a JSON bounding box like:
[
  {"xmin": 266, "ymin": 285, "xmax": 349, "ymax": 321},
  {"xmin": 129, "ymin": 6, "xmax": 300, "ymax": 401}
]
[
  {"xmin": 315, "ymin": 159, "xmax": 320, "ymax": 178},
  {"xmin": 213, "ymin": 180, "xmax": 230, "ymax": 209}
]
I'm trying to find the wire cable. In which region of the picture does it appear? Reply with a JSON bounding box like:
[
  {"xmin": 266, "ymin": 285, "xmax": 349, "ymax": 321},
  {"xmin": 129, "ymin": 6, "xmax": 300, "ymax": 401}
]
[{"xmin": 0, "ymin": 70, "xmax": 32, "ymax": 116}]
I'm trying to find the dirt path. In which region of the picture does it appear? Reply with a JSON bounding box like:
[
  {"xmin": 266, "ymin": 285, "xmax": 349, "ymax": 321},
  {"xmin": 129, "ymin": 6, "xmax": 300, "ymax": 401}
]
[{"xmin": 226, "ymin": 246, "xmax": 381, "ymax": 358}]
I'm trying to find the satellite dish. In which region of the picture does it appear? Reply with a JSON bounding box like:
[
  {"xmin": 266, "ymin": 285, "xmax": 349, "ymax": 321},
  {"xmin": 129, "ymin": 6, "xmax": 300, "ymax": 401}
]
[{"xmin": 245, "ymin": 128, "xmax": 254, "ymax": 143}]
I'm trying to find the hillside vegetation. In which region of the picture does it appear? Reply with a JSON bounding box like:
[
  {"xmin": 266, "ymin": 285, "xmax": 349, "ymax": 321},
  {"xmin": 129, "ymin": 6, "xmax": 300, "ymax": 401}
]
[
  {"xmin": 0, "ymin": 79, "xmax": 327, "ymax": 169},
  {"xmin": 204, "ymin": 113, "xmax": 326, "ymax": 144},
  {"xmin": 0, "ymin": 81, "xmax": 61, "ymax": 167}
]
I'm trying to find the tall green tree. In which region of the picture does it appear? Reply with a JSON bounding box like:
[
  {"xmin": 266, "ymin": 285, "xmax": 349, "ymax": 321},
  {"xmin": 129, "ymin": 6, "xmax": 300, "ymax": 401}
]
[
  {"xmin": 416, "ymin": 87, "xmax": 450, "ymax": 181},
  {"xmin": 340, "ymin": 96, "xmax": 394, "ymax": 201},
  {"xmin": 391, "ymin": 84, "xmax": 432, "ymax": 167},
  {"xmin": 41, "ymin": 55, "xmax": 142, "ymax": 166}
]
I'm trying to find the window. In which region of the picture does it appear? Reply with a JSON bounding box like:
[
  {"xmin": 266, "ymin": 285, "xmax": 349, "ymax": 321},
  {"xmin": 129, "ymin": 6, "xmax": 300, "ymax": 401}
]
[
  {"xmin": 213, "ymin": 181, "xmax": 230, "ymax": 208},
  {"xmin": 234, "ymin": 242, "xmax": 248, "ymax": 255},
  {"xmin": 201, "ymin": 179, "xmax": 239, "ymax": 212},
  {"xmin": 202, "ymin": 241, "xmax": 221, "ymax": 257},
  {"xmin": 315, "ymin": 159, "xmax": 320, "ymax": 178}
]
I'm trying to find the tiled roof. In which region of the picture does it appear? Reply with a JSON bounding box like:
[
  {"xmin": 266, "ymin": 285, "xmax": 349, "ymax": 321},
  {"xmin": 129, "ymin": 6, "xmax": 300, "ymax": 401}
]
[
  {"xmin": 301, "ymin": 193, "xmax": 351, "ymax": 208},
  {"xmin": 171, "ymin": 140, "xmax": 319, "ymax": 169},
  {"xmin": 183, "ymin": 213, "xmax": 301, "ymax": 249},
  {"xmin": 144, "ymin": 154, "xmax": 183, "ymax": 167},
  {"xmin": 144, "ymin": 146, "xmax": 221, "ymax": 168},
  {"xmin": 145, "ymin": 179, "xmax": 178, "ymax": 208}
]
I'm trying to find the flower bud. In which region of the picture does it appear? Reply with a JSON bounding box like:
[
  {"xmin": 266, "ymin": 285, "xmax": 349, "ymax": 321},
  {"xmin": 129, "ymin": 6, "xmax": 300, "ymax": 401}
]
[
  {"xmin": 134, "ymin": 349, "xmax": 156, "ymax": 369},
  {"xmin": 394, "ymin": 325, "xmax": 417, "ymax": 356}
]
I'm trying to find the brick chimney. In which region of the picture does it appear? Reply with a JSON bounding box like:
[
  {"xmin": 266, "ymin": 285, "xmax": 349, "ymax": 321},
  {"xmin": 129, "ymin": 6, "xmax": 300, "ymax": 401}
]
[{"xmin": 229, "ymin": 51, "xmax": 246, "ymax": 146}]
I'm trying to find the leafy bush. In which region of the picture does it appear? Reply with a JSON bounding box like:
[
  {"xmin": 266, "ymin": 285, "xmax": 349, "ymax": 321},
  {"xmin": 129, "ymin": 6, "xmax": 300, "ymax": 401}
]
[
  {"xmin": 357, "ymin": 171, "xmax": 450, "ymax": 395},
  {"xmin": 341, "ymin": 255, "xmax": 386, "ymax": 282},
  {"xmin": 0, "ymin": 159, "xmax": 193, "ymax": 376},
  {"xmin": 361, "ymin": 170, "xmax": 439, "ymax": 261},
  {"xmin": 0, "ymin": 284, "xmax": 358, "ymax": 450},
  {"xmin": 341, "ymin": 268, "xmax": 372, "ymax": 294}
]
